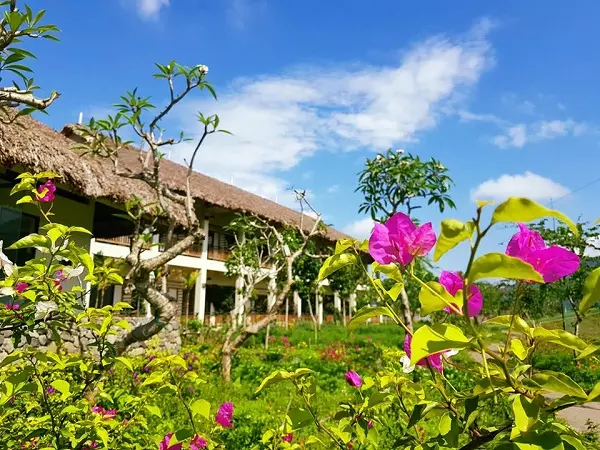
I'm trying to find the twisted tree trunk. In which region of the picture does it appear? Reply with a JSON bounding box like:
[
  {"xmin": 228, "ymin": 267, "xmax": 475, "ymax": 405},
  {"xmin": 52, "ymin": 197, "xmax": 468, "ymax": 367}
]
[{"xmin": 399, "ymin": 287, "xmax": 413, "ymax": 332}]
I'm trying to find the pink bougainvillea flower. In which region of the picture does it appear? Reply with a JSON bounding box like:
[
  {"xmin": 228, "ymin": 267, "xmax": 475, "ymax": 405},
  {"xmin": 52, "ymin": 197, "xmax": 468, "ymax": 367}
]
[
  {"xmin": 506, "ymin": 223, "xmax": 580, "ymax": 283},
  {"xmin": 215, "ymin": 402, "xmax": 234, "ymax": 428},
  {"xmin": 83, "ymin": 442, "xmax": 98, "ymax": 450},
  {"xmin": 159, "ymin": 433, "xmax": 182, "ymax": 450},
  {"xmin": 37, "ymin": 179, "xmax": 56, "ymax": 203},
  {"xmin": 402, "ymin": 334, "xmax": 444, "ymax": 373},
  {"xmin": 369, "ymin": 212, "xmax": 436, "ymax": 266},
  {"xmin": 5, "ymin": 303, "xmax": 19, "ymax": 311},
  {"xmin": 91, "ymin": 405, "xmax": 104, "ymax": 415},
  {"xmin": 15, "ymin": 282, "xmax": 28, "ymax": 294},
  {"xmin": 190, "ymin": 435, "xmax": 207, "ymax": 450},
  {"xmin": 103, "ymin": 409, "xmax": 117, "ymax": 420},
  {"xmin": 367, "ymin": 420, "xmax": 374, "ymax": 429},
  {"xmin": 282, "ymin": 433, "xmax": 294, "ymax": 443},
  {"xmin": 439, "ymin": 271, "xmax": 483, "ymax": 317},
  {"xmin": 46, "ymin": 386, "xmax": 56, "ymax": 395},
  {"xmin": 345, "ymin": 370, "xmax": 362, "ymax": 387}
]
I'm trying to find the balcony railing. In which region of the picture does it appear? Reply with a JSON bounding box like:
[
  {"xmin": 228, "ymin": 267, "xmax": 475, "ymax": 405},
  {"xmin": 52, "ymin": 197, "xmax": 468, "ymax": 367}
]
[{"xmin": 95, "ymin": 230, "xmax": 233, "ymax": 262}]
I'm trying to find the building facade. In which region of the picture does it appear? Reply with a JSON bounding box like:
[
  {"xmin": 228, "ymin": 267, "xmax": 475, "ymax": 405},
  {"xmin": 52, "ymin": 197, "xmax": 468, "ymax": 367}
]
[{"xmin": 0, "ymin": 116, "xmax": 358, "ymax": 326}]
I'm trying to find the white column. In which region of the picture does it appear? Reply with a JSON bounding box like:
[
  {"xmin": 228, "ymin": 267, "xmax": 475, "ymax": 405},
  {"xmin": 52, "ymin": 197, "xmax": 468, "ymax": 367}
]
[
  {"xmin": 195, "ymin": 219, "xmax": 210, "ymax": 322},
  {"xmin": 84, "ymin": 238, "xmax": 96, "ymax": 308},
  {"xmin": 349, "ymin": 293, "xmax": 357, "ymax": 318},
  {"xmin": 113, "ymin": 285, "xmax": 123, "ymax": 305},
  {"xmin": 334, "ymin": 292, "xmax": 341, "ymax": 312},
  {"xmin": 316, "ymin": 292, "xmax": 323, "ymax": 325},
  {"xmin": 293, "ymin": 291, "xmax": 302, "ymax": 317}
]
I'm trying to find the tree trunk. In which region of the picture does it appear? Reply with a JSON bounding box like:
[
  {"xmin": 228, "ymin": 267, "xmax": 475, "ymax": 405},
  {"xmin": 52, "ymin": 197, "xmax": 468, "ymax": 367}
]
[
  {"xmin": 399, "ymin": 287, "xmax": 414, "ymax": 332},
  {"xmin": 342, "ymin": 298, "xmax": 346, "ymax": 327},
  {"xmin": 560, "ymin": 301, "xmax": 567, "ymax": 332},
  {"xmin": 285, "ymin": 297, "xmax": 289, "ymax": 330}
]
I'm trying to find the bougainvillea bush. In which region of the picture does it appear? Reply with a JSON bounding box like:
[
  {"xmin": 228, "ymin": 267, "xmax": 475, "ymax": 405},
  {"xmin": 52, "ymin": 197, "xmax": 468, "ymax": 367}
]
[
  {"xmin": 256, "ymin": 199, "xmax": 600, "ymax": 449},
  {"xmin": 3, "ymin": 172, "xmax": 600, "ymax": 449},
  {"xmin": 0, "ymin": 175, "xmax": 230, "ymax": 449}
]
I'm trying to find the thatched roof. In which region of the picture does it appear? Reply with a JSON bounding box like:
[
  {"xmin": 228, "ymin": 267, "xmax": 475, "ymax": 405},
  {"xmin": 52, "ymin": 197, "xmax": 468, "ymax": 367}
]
[{"xmin": 0, "ymin": 115, "xmax": 349, "ymax": 242}]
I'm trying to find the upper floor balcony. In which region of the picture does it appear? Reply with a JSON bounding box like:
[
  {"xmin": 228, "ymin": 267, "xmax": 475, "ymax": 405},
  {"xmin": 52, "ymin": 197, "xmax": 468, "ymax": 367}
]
[{"xmin": 95, "ymin": 227, "xmax": 234, "ymax": 262}]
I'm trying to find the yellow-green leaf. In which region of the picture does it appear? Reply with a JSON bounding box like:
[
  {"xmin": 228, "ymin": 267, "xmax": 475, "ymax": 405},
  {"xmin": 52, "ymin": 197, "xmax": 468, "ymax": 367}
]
[
  {"xmin": 579, "ymin": 267, "xmax": 600, "ymax": 315},
  {"xmin": 418, "ymin": 281, "xmax": 460, "ymax": 316},
  {"xmin": 513, "ymin": 395, "xmax": 540, "ymax": 432},
  {"xmin": 588, "ymin": 381, "xmax": 600, "ymax": 402},
  {"xmin": 484, "ymin": 315, "xmax": 531, "ymax": 335},
  {"xmin": 372, "ymin": 262, "xmax": 403, "ymax": 282},
  {"xmin": 372, "ymin": 278, "xmax": 403, "ymax": 302},
  {"xmin": 531, "ymin": 371, "xmax": 587, "ymax": 399},
  {"xmin": 191, "ymin": 399, "xmax": 210, "ymax": 419},
  {"xmin": 469, "ymin": 253, "xmax": 544, "ymax": 283},
  {"xmin": 347, "ymin": 306, "xmax": 395, "ymax": 331},
  {"xmin": 318, "ymin": 253, "xmax": 358, "ymax": 281},
  {"xmin": 115, "ymin": 356, "xmax": 133, "ymax": 371},
  {"xmin": 476, "ymin": 200, "xmax": 494, "ymax": 209},
  {"xmin": 510, "ymin": 339, "xmax": 528, "ymax": 361},
  {"xmin": 409, "ymin": 324, "xmax": 470, "ymax": 366},
  {"xmin": 50, "ymin": 379, "xmax": 71, "ymax": 401},
  {"xmin": 491, "ymin": 197, "xmax": 578, "ymax": 235},
  {"xmin": 433, "ymin": 219, "xmax": 474, "ymax": 262}
]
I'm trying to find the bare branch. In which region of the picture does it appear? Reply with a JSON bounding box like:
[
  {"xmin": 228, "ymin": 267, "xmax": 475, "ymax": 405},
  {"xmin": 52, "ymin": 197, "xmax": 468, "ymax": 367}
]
[{"xmin": 0, "ymin": 88, "xmax": 60, "ymax": 110}]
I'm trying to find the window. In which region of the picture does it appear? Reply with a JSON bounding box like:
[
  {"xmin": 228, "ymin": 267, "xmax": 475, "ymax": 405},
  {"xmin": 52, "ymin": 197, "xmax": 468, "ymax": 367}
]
[
  {"xmin": 89, "ymin": 285, "xmax": 115, "ymax": 308},
  {"xmin": 0, "ymin": 207, "xmax": 39, "ymax": 267}
]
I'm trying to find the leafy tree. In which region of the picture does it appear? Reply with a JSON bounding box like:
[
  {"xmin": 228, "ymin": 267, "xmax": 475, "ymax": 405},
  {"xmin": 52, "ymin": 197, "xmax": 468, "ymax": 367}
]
[
  {"xmin": 74, "ymin": 61, "xmax": 225, "ymax": 353},
  {"xmin": 356, "ymin": 148, "xmax": 455, "ymax": 330},
  {"xmin": 0, "ymin": 0, "xmax": 59, "ymax": 122},
  {"xmin": 222, "ymin": 193, "xmax": 324, "ymax": 381}
]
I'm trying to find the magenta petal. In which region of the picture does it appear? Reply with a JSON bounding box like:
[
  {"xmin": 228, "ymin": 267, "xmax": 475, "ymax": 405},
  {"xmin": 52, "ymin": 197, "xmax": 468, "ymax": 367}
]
[
  {"xmin": 427, "ymin": 353, "xmax": 443, "ymax": 373},
  {"xmin": 406, "ymin": 222, "xmax": 436, "ymax": 257},
  {"xmin": 506, "ymin": 223, "xmax": 545, "ymax": 259},
  {"xmin": 403, "ymin": 334, "xmax": 412, "ymax": 357},
  {"xmin": 385, "ymin": 212, "xmax": 417, "ymax": 238},
  {"xmin": 466, "ymin": 285, "xmax": 483, "ymax": 317},
  {"xmin": 439, "ymin": 271, "xmax": 463, "ymax": 296},
  {"xmin": 368, "ymin": 223, "xmax": 396, "ymax": 264},
  {"xmin": 531, "ymin": 246, "xmax": 580, "ymax": 283}
]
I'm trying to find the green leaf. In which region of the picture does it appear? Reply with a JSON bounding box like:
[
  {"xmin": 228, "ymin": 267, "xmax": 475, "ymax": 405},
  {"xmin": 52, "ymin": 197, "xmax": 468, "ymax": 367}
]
[
  {"xmin": 492, "ymin": 197, "xmax": 578, "ymax": 235},
  {"xmin": 69, "ymin": 226, "xmax": 93, "ymax": 235},
  {"xmin": 588, "ymin": 381, "xmax": 600, "ymax": 401},
  {"xmin": 372, "ymin": 278, "xmax": 403, "ymax": 301},
  {"xmin": 347, "ymin": 306, "xmax": 395, "ymax": 331},
  {"xmin": 433, "ymin": 219, "xmax": 474, "ymax": 262},
  {"xmin": 50, "ymin": 379, "xmax": 71, "ymax": 400},
  {"xmin": 115, "ymin": 357, "xmax": 133, "ymax": 371},
  {"xmin": 579, "ymin": 267, "xmax": 600, "ymax": 315},
  {"xmin": 577, "ymin": 344, "xmax": 600, "ymax": 360},
  {"xmin": 286, "ymin": 407, "xmax": 313, "ymax": 430},
  {"xmin": 47, "ymin": 227, "xmax": 62, "ymax": 244},
  {"xmin": 469, "ymin": 253, "xmax": 544, "ymax": 283},
  {"xmin": 418, "ymin": 281, "xmax": 459, "ymax": 316},
  {"xmin": 15, "ymin": 195, "xmax": 34, "ymax": 205},
  {"xmin": 6, "ymin": 234, "xmax": 49, "ymax": 250},
  {"xmin": 513, "ymin": 395, "xmax": 540, "ymax": 432},
  {"xmin": 191, "ymin": 399, "xmax": 210, "ymax": 419},
  {"xmin": 484, "ymin": 315, "xmax": 531, "ymax": 335},
  {"xmin": 318, "ymin": 253, "xmax": 358, "ymax": 281},
  {"xmin": 96, "ymin": 427, "xmax": 109, "ymax": 448},
  {"xmin": 255, "ymin": 369, "xmax": 312, "ymax": 394},
  {"xmin": 513, "ymin": 431, "xmax": 564, "ymax": 450},
  {"xmin": 335, "ymin": 239, "xmax": 356, "ymax": 255},
  {"xmin": 372, "ymin": 262, "xmax": 403, "ymax": 282},
  {"xmin": 144, "ymin": 404, "xmax": 162, "ymax": 418},
  {"xmin": 510, "ymin": 339, "xmax": 528, "ymax": 361},
  {"xmin": 407, "ymin": 401, "xmax": 438, "ymax": 428},
  {"xmin": 531, "ymin": 371, "xmax": 587, "ymax": 399},
  {"xmin": 409, "ymin": 324, "xmax": 470, "ymax": 366},
  {"xmin": 439, "ymin": 412, "xmax": 452, "ymax": 435},
  {"xmin": 561, "ymin": 435, "xmax": 586, "ymax": 450}
]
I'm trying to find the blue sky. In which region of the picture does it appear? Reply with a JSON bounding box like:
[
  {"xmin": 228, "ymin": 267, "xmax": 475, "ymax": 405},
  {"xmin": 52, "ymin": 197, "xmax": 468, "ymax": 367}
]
[{"xmin": 24, "ymin": 0, "xmax": 600, "ymax": 270}]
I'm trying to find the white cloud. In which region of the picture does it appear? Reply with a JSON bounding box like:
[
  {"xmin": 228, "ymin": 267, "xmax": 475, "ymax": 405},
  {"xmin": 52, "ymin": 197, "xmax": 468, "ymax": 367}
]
[
  {"xmin": 135, "ymin": 0, "xmax": 169, "ymax": 19},
  {"xmin": 343, "ymin": 217, "xmax": 375, "ymax": 239},
  {"xmin": 173, "ymin": 21, "xmax": 494, "ymax": 205},
  {"xmin": 492, "ymin": 119, "xmax": 588, "ymax": 148},
  {"xmin": 227, "ymin": 0, "xmax": 267, "ymax": 30},
  {"xmin": 327, "ymin": 185, "xmax": 340, "ymax": 194},
  {"xmin": 471, "ymin": 172, "xmax": 570, "ymax": 202},
  {"xmin": 501, "ymin": 93, "xmax": 535, "ymax": 115},
  {"xmin": 585, "ymin": 237, "xmax": 600, "ymax": 257}
]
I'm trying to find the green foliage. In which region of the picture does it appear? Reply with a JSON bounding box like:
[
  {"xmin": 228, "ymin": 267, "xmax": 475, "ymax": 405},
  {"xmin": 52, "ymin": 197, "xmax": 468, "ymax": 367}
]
[{"xmin": 356, "ymin": 149, "xmax": 455, "ymax": 221}]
